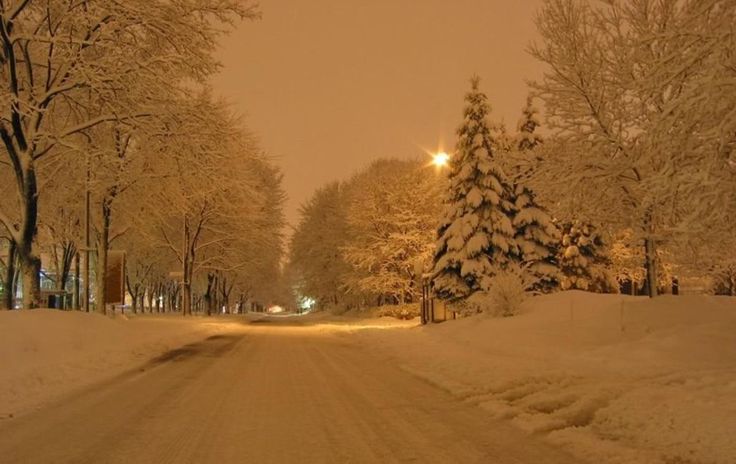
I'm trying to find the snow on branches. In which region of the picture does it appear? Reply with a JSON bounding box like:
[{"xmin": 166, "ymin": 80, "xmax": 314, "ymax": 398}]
[
  {"xmin": 0, "ymin": 0, "xmax": 269, "ymax": 310},
  {"xmin": 529, "ymin": 0, "xmax": 736, "ymax": 296},
  {"xmin": 558, "ymin": 220, "xmax": 617, "ymax": 293},
  {"xmin": 432, "ymin": 77, "xmax": 518, "ymax": 300}
]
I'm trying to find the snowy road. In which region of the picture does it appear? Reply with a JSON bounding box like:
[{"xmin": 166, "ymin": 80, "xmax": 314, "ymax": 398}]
[{"xmin": 0, "ymin": 318, "xmax": 583, "ymax": 463}]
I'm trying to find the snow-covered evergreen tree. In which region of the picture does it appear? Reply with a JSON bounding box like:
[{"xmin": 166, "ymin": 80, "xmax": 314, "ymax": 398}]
[
  {"xmin": 432, "ymin": 77, "xmax": 517, "ymax": 300},
  {"xmin": 512, "ymin": 97, "xmax": 560, "ymax": 292},
  {"xmin": 558, "ymin": 220, "xmax": 616, "ymax": 293},
  {"xmin": 491, "ymin": 121, "xmax": 514, "ymax": 154},
  {"xmin": 516, "ymin": 96, "xmax": 543, "ymax": 152}
]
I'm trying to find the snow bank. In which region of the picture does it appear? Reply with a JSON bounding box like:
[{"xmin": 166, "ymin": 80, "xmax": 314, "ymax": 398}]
[
  {"xmin": 0, "ymin": 310, "xmax": 238, "ymax": 418},
  {"xmin": 358, "ymin": 291, "xmax": 736, "ymax": 464}
]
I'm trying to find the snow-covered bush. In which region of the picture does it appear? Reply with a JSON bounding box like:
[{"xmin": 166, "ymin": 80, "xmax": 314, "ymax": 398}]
[
  {"xmin": 375, "ymin": 303, "xmax": 420, "ymax": 320},
  {"xmin": 451, "ymin": 268, "xmax": 528, "ymax": 317},
  {"xmin": 486, "ymin": 269, "xmax": 528, "ymax": 317}
]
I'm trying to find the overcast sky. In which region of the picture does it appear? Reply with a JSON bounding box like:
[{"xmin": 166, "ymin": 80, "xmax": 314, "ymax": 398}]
[{"xmin": 213, "ymin": 0, "xmax": 546, "ymax": 228}]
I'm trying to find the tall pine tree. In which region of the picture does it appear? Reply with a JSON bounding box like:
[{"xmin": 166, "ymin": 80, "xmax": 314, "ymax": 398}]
[
  {"xmin": 512, "ymin": 97, "xmax": 560, "ymax": 292},
  {"xmin": 432, "ymin": 78, "xmax": 517, "ymax": 300}
]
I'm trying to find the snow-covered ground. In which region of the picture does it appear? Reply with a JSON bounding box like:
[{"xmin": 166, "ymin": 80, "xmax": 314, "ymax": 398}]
[
  {"xmin": 0, "ymin": 310, "xmax": 240, "ymax": 418},
  {"xmin": 355, "ymin": 291, "xmax": 736, "ymax": 464},
  {"xmin": 2, "ymin": 295, "xmax": 734, "ymax": 464}
]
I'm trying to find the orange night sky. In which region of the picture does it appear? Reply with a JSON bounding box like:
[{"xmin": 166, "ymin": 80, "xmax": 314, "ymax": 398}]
[{"xmin": 212, "ymin": 0, "xmax": 546, "ymax": 228}]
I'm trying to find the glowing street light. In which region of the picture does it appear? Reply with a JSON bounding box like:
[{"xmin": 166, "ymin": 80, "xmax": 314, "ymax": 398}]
[{"xmin": 432, "ymin": 151, "xmax": 450, "ymax": 168}]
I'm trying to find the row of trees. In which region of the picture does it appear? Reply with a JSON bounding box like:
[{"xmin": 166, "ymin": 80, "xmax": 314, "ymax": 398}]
[
  {"xmin": 289, "ymin": 159, "xmax": 443, "ymax": 310},
  {"xmin": 1, "ymin": 0, "xmax": 287, "ymax": 312}
]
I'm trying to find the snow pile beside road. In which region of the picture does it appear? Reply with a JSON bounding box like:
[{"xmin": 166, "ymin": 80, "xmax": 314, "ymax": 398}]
[
  {"xmin": 0, "ymin": 310, "xmax": 236, "ymax": 417},
  {"xmin": 360, "ymin": 291, "xmax": 736, "ymax": 464}
]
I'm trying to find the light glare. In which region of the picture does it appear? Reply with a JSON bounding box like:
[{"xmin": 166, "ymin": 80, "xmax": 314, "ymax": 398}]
[{"xmin": 432, "ymin": 152, "xmax": 450, "ymax": 167}]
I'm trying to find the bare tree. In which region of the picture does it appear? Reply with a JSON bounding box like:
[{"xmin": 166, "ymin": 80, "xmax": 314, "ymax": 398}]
[{"xmin": 148, "ymin": 95, "xmax": 270, "ymax": 315}]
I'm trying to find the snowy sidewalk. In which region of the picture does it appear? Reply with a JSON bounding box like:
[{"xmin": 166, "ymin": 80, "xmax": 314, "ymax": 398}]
[
  {"xmin": 0, "ymin": 310, "xmax": 241, "ymax": 418},
  {"xmin": 354, "ymin": 291, "xmax": 736, "ymax": 464}
]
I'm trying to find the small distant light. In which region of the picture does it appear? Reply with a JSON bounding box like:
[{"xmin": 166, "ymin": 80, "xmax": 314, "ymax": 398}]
[
  {"xmin": 267, "ymin": 305, "xmax": 284, "ymax": 314},
  {"xmin": 432, "ymin": 152, "xmax": 450, "ymax": 167}
]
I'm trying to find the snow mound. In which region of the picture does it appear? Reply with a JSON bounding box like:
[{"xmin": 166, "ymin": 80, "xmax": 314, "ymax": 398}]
[{"xmin": 358, "ymin": 291, "xmax": 736, "ymax": 464}]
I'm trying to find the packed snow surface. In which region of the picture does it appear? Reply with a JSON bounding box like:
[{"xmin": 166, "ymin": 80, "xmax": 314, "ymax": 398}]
[
  {"xmin": 0, "ymin": 312, "xmax": 581, "ymax": 464},
  {"xmin": 356, "ymin": 291, "xmax": 736, "ymax": 464},
  {"xmin": 0, "ymin": 310, "xmax": 235, "ymax": 417}
]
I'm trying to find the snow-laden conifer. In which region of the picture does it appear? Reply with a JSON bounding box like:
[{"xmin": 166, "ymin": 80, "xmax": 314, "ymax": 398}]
[
  {"xmin": 558, "ymin": 220, "xmax": 616, "ymax": 293},
  {"xmin": 516, "ymin": 96, "xmax": 544, "ymax": 152},
  {"xmin": 432, "ymin": 77, "xmax": 517, "ymax": 300},
  {"xmin": 511, "ymin": 97, "xmax": 560, "ymax": 292}
]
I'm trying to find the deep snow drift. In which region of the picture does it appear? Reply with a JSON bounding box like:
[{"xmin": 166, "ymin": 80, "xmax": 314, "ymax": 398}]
[
  {"xmin": 357, "ymin": 291, "xmax": 736, "ymax": 464},
  {"xmin": 0, "ymin": 310, "xmax": 238, "ymax": 417}
]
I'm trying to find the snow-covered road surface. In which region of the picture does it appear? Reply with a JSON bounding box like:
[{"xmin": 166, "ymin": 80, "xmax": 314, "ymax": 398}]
[{"xmin": 0, "ymin": 318, "xmax": 582, "ymax": 463}]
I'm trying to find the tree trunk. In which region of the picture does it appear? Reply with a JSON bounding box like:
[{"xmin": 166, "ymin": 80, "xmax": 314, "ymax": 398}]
[
  {"xmin": 155, "ymin": 285, "xmax": 162, "ymax": 312},
  {"xmin": 213, "ymin": 273, "xmax": 220, "ymax": 314},
  {"xmin": 181, "ymin": 217, "xmax": 192, "ymax": 316},
  {"xmin": 131, "ymin": 290, "xmax": 138, "ymax": 313},
  {"xmin": 16, "ymin": 162, "xmax": 42, "ymax": 309},
  {"xmin": 238, "ymin": 293, "xmax": 246, "ymax": 314},
  {"xmin": 18, "ymin": 248, "xmax": 40, "ymax": 310},
  {"xmin": 3, "ymin": 239, "xmax": 17, "ymax": 310},
  {"xmin": 182, "ymin": 282, "xmax": 191, "ymax": 316},
  {"xmin": 95, "ymin": 200, "xmax": 112, "ymax": 314},
  {"xmin": 56, "ymin": 243, "xmax": 75, "ymax": 293},
  {"xmin": 175, "ymin": 287, "xmax": 181, "ymax": 313},
  {"xmin": 73, "ymin": 252, "xmax": 81, "ymax": 309},
  {"xmin": 204, "ymin": 272, "xmax": 215, "ymax": 316},
  {"xmin": 146, "ymin": 289, "xmax": 153, "ymax": 313},
  {"xmin": 642, "ymin": 209, "xmax": 659, "ymax": 299},
  {"xmin": 644, "ymin": 236, "xmax": 658, "ymax": 298},
  {"xmin": 20, "ymin": 254, "xmax": 41, "ymax": 308},
  {"xmin": 164, "ymin": 285, "xmax": 171, "ymax": 312},
  {"xmin": 220, "ymin": 276, "xmax": 232, "ymax": 314}
]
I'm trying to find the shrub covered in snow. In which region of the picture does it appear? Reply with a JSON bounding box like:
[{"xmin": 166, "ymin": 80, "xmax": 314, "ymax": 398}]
[
  {"xmin": 375, "ymin": 303, "xmax": 420, "ymax": 320},
  {"xmin": 452, "ymin": 267, "xmax": 528, "ymax": 317},
  {"xmin": 486, "ymin": 268, "xmax": 528, "ymax": 317}
]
